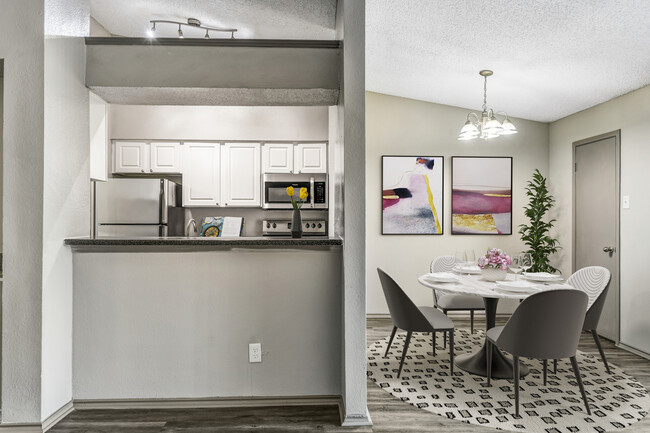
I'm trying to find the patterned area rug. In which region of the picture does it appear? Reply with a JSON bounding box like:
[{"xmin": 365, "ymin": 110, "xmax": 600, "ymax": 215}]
[{"xmin": 367, "ymin": 329, "xmax": 650, "ymax": 432}]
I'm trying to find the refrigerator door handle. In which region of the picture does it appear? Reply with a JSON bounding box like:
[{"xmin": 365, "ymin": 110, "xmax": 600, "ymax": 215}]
[{"xmin": 160, "ymin": 179, "xmax": 168, "ymax": 225}]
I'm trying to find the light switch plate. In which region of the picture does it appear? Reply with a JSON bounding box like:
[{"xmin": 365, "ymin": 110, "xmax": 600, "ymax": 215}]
[{"xmin": 623, "ymin": 195, "xmax": 630, "ymax": 209}]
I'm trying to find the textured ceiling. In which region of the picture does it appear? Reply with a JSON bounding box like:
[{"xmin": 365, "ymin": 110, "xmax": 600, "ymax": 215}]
[
  {"xmin": 366, "ymin": 0, "xmax": 650, "ymax": 122},
  {"xmin": 90, "ymin": 0, "xmax": 337, "ymax": 40}
]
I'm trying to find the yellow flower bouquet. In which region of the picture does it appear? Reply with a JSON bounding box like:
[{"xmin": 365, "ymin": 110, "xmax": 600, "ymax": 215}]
[{"xmin": 286, "ymin": 186, "xmax": 308, "ymax": 210}]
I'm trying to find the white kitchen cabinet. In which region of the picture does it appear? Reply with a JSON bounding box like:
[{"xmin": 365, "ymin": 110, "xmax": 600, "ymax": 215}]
[
  {"xmin": 114, "ymin": 141, "xmax": 148, "ymax": 174},
  {"xmin": 182, "ymin": 142, "xmax": 221, "ymax": 207},
  {"xmin": 150, "ymin": 142, "xmax": 182, "ymax": 173},
  {"xmin": 294, "ymin": 143, "xmax": 327, "ymax": 173},
  {"xmin": 221, "ymin": 142, "xmax": 261, "ymax": 207},
  {"xmin": 262, "ymin": 143, "xmax": 294, "ymax": 173}
]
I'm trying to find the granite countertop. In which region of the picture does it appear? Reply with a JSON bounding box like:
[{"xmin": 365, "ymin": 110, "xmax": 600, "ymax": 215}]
[{"xmin": 64, "ymin": 236, "xmax": 342, "ymax": 248}]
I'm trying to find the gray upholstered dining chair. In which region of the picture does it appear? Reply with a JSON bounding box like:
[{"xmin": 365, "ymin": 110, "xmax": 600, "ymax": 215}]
[
  {"xmin": 430, "ymin": 256, "xmax": 484, "ymax": 336},
  {"xmin": 377, "ymin": 268, "xmax": 455, "ymax": 378},
  {"xmin": 485, "ymin": 289, "xmax": 590, "ymax": 416}
]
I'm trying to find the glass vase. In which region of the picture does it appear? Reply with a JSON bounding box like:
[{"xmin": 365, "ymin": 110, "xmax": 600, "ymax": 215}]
[{"xmin": 291, "ymin": 209, "xmax": 303, "ymax": 238}]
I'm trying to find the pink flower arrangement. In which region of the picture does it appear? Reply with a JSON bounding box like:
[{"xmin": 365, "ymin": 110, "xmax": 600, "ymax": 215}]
[{"xmin": 477, "ymin": 248, "xmax": 512, "ymax": 271}]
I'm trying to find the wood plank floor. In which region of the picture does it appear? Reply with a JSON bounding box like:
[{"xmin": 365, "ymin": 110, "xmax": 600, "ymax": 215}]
[{"xmin": 49, "ymin": 316, "xmax": 650, "ymax": 432}]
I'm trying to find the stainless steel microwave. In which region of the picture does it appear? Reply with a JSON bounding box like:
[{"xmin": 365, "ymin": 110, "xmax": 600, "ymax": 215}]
[{"xmin": 262, "ymin": 173, "xmax": 328, "ymax": 209}]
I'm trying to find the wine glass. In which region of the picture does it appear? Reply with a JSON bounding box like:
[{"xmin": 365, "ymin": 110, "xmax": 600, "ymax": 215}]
[
  {"xmin": 465, "ymin": 250, "xmax": 476, "ymax": 267},
  {"xmin": 455, "ymin": 251, "xmax": 466, "ymax": 273},
  {"xmin": 521, "ymin": 253, "xmax": 533, "ymax": 275},
  {"xmin": 510, "ymin": 255, "xmax": 522, "ymax": 280}
]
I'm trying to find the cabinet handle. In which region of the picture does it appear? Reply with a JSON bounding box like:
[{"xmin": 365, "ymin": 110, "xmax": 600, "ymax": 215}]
[
  {"xmin": 141, "ymin": 169, "xmax": 144, "ymax": 173},
  {"xmin": 150, "ymin": 169, "xmax": 153, "ymax": 173}
]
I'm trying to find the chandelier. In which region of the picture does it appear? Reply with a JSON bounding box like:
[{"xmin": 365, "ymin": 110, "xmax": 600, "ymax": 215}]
[
  {"xmin": 458, "ymin": 70, "xmax": 517, "ymax": 141},
  {"xmin": 148, "ymin": 18, "xmax": 237, "ymax": 39}
]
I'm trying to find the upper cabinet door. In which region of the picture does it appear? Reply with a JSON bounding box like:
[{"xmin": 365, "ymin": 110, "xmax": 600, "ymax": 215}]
[
  {"xmin": 151, "ymin": 142, "xmax": 182, "ymax": 174},
  {"xmin": 262, "ymin": 143, "xmax": 294, "ymax": 173},
  {"xmin": 222, "ymin": 142, "xmax": 261, "ymax": 207},
  {"xmin": 294, "ymin": 143, "xmax": 327, "ymax": 173},
  {"xmin": 114, "ymin": 141, "xmax": 148, "ymax": 173},
  {"xmin": 182, "ymin": 143, "xmax": 221, "ymax": 207}
]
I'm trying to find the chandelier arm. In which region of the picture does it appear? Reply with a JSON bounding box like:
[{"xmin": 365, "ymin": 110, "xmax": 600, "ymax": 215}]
[
  {"xmin": 150, "ymin": 20, "xmax": 237, "ymax": 34},
  {"xmin": 482, "ymin": 75, "xmax": 488, "ymax": 112},
  {"xmin": 467, "ymin": 112, "xmax": 480, "ymax": 124}
]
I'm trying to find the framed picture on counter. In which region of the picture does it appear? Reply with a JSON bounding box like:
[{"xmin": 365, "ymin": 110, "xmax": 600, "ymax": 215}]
[
  {"xmin": 451, "ymin": 156, "xmax": 512, "ymax": 235},
  {"xmin": 382, "ymin": 156, "xmax": 444, "ymax": 235}
]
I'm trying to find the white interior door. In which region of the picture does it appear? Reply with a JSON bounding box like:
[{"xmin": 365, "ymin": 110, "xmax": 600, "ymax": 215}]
[{"xmin": 574, "ymin": 132, "xmax": 619, "ymax": 342}]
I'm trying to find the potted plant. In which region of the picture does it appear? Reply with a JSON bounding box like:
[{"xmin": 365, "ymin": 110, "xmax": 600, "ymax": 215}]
[
  {"xmin": 519, "ymin": 169, "xmax": 560, "ymax": 273},
  {"xmin": 286, "ymin": 186, "xmax": 308, "ymax": 238},
  {"xmin": 477, "ymin": 248, "xmax": 512, "ymax": 281}
]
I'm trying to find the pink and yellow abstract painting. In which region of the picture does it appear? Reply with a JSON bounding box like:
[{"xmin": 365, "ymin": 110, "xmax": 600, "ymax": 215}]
[
  {"xmin": 382, "ymin": 156, "xmax": 443, "ymax": 234},
  {"xmin": 451, "ymin": 157, "xmax": 512, "ymax": 235}
]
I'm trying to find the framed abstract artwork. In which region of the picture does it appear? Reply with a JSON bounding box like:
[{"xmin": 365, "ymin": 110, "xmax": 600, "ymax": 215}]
[
  {"xmin": 451, "ymin": 156, "xmax": 512, "ymax": 235},
  {"xmin": 382, "ymin": 156, "xmax": 444, "ymax": 235}
]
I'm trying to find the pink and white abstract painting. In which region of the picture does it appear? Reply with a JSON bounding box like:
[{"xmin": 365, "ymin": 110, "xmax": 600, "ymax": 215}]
[
  {"xmin": 451, "ymin": 156, "xmax": 512, "ymax": 235},
  {"xmin": 382, "ymin": 156, "xmax": 444, "ymax": 235}
]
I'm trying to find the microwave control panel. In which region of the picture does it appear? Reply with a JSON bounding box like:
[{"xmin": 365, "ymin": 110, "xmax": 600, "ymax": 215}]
[{"xmin": 314, "ymin": 182, "xmax": 326, "ymax": 204}]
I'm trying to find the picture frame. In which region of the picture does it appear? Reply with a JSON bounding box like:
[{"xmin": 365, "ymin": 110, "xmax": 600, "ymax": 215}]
[
  {"xmin": 451, "ymin": 156, "xmax": 513, "ymax": 235},
  {"xmin": 382, "ymin": 155, "xmax": 444, "ymax": 235}
]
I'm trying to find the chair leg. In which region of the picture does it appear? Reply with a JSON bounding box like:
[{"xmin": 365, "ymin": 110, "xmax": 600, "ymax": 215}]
[
  {"xmin": 570, "ymin": 355, "xmax": 591, "ymax": 415},
  {"xmin": 397, "ymin": 331, "xmax": 412, "ymax": 379},
  {"xmin": 542, "ymin": 359, "xmax": 548, "ymax": 386},
  {"xmin": 443, "ymin": 310, "xmax": 448, "ymax": 348},
  {"xmin": 432, "ymin": 332, "xmax": 436, "ymax": 357},
  {"xmin": 553, "ymin": 359, "xmax": 557, "ymax": 374},
  {"xmin": 384, "ymin": 326, "xmax": 397, "ymax": 358},
  {"xmin": 591, "ymin": 330, "xmax": 611, "ymax": 374},
  {"xmin": 513, "ymin": 355, "xmax": 520, "ymax": 417},
  {"xmin": 449, "ymin": 329, "xmax": 454, "ymax": 376},
  {"xmin": 486, "ymin": 340, "xmax": 493, "ymax": 386},
  {"xmin": 470, "ymin": 310, "xmax": 475, "ymax": 334}
]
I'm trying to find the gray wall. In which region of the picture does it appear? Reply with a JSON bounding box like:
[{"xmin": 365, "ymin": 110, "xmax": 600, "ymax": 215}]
[
  {"xmin": 549, "ymin": 84, "xmax": 650, "ymax": 355},
  {"xmin": 72, "ymin": 249, "xmax": 342, "ymax": 400},
  {"xmin": 366, "ymin": 92, "xmax": 550, "ymax": 315},
  {"xmin": 42, "ymin": 37, "xmax": 90, "ymax": 420},
  {"xmin": 0, "ymin": 0, "xmax": 45, "ymax": 423}
]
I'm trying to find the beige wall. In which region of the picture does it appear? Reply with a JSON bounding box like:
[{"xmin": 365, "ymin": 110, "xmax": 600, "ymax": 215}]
[
  {"xmin": 549, "ymin": 85, "xmax": 650, "ymax": 354},
  {"xmin": 366, "ymin": 92, "xmax": 549, "ymax": 315}
]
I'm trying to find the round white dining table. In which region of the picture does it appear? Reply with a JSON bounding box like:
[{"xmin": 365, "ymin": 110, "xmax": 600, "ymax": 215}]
[{"xmin": 418, "ymin": 272, "xmax": 575, "ymax": 379}]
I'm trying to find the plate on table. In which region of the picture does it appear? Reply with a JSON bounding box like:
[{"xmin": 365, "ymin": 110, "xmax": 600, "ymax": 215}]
[
  {"xmin": 424, "ymin": 272, "xmax": 461, "ymax": 283},
  {"xmin": 495, "ymin": 281, "xmax": 541, "ymax": 294},
  {"xmin": 453, "ymin": 265, "xmax": 482, "ymax": 275},
  {"xmin": 522, "ymin": 272, "xmax": 563, "ymax": 282}
]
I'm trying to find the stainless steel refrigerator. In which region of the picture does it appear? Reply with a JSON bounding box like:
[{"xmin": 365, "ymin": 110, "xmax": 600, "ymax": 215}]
[{"xmin": 96, "ymin": 178, "xmax": 184, "ymax": 237}]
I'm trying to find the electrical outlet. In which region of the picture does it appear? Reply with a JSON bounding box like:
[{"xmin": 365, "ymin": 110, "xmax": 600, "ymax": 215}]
[{"xmin": 249, "ymin": 343, "xmax": 262, "ymax": 363}]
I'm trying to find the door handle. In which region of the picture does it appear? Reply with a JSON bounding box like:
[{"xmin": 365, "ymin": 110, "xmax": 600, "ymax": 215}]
[{"xmin": 603, "ymin": 246, "xmax": 616, "ymax": 253}]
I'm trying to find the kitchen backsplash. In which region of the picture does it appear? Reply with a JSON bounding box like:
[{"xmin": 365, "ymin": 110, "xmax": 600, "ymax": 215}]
[{"xmin": 185, "ymin": 208, "xmax": 329, "ymax": 237}]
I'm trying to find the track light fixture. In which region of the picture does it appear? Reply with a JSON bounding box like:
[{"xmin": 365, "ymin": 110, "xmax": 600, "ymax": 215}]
[{"xmin": 148, "ymin": 18, "xmax": 237, "ymax": 39}]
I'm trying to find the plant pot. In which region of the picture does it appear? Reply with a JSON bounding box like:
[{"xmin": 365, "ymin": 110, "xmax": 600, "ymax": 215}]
[
  {"xmin": 291, "ymin": 209, "xmax": 303, "ymax": 238},
  {"xmin": 481, "ymin": 267, "xmax": 508, "ymax": 282}
]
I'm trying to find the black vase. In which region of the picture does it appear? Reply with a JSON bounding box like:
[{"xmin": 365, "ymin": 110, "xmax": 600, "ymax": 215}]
[{"xmin": 291, "ymin": 209, "xmax": 303, "ymax": 238}]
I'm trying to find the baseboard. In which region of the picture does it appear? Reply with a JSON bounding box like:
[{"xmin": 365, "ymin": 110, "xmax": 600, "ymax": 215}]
[
  {"xmin": 617, "ymin": 343, "xmax": 650, "ymax": 361},
  {"xmin": 41, "ymin": 401, "xmax": 74, "ymax": 432},
  {"xmin": 340, "ymin": 408, "xmax": 372, "ymax": 426},
  {"xmin": 0, "ymin": 424, "xmax": 42, "ymax": 432},
  {"xmin": 73, "ymin": 395, "xmax": 342, "ymax": 411}
]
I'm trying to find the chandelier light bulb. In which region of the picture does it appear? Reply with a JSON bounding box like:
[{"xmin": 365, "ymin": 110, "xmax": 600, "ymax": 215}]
[{"xmin": 147, "ymin": 22, "xmax": 156, "ymax": 38}]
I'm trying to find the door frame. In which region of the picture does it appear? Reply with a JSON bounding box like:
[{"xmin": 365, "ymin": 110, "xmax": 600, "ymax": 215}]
[{"xmin": 572, "ymin": 129, "xmax": 621, "ymax": 342}]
